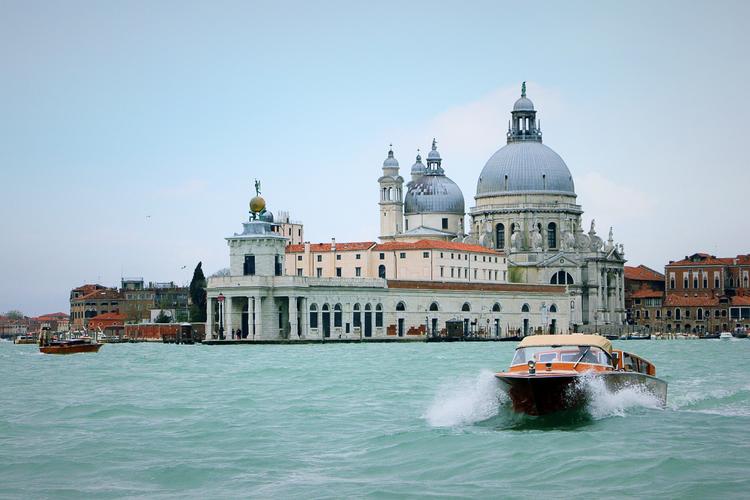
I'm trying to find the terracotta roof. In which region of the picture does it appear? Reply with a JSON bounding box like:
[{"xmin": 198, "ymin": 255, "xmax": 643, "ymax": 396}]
[
  {"xmin": 731, "ymin": 296, "xmax": 750, "ymax": 306},
  {"xmin": 375, "ymin": 240, "xmax": 501, "ymax": 255},
  {"xmin": 625, "ymin": 265, "xmax": 664, "ymax": 282},
  {"xmin": 89, "ymin": 312, "xmax": 126, "ymax": 321},
  {"xmin": 630, "ymin": 289, "xmax": 664, "ymax": 299},
  {"xmin": 386, "ymin": 280, "xmax": 566, "ymax": 294},
  {"xmin": 72, "ymin": 289, "xmax": 121, "ymax": 302},
  {"xmin": 36, "ymin": 312, "xmax": 70, "ymax": 320},
  {"xmin": 286, "ymin": 242, "xmax": 376, "ymax": 253},
  {"xmin": 664, "ymin": 294, "xmax": 719, "ymax": 307},
  {"xmin": 73, "ymin": 284, "xmax": 105, "ymax": 293},
  {"xmin": 667, "ymin": 253, "xmax": 734, "ymax": 267}
]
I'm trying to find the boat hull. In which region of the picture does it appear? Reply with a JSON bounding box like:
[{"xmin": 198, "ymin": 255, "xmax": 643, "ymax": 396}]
[
  {"xmin": 495, "ymin": 372, "xmax": 667, "ymax": 416},
  {"xmin": 39, "ymin": 343, "xmax": 103, "ymax": 354}
]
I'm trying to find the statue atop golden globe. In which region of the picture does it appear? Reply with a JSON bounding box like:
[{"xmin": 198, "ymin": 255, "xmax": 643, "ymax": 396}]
[{"xmin": 249, "ymin": 178, "xmax": 266, "ymax": 220}]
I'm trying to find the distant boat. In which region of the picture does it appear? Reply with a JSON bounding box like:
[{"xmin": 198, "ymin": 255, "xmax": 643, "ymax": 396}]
[
  {"xmin": 719, "ymin": 332, "xmax": 733, "ymax": 340},
  {"xmin": 14, "ymin": 335, "xmax": 36, "ymax": 345},
  {"xmin": 38, "ymin": 329, "xmax": 102, "ymax": 354},
  {"xmin": 732, "ymin": 328, "xmax": 748, "ymax": 339}
]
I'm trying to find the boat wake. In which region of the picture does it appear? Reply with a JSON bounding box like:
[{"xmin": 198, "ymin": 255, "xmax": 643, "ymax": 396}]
[
  {"xmin": 423, "ymin": 370, "xmax": 506, "ymax": 427},
  {"xmin": 576, "ymin": 372, "xmax": 663, "ymax": 419}
]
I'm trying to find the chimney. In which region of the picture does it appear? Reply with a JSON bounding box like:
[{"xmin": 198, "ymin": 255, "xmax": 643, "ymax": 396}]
[{"xmin": 331, "ymin": 238, "xmax": 336, "ymax": 252}]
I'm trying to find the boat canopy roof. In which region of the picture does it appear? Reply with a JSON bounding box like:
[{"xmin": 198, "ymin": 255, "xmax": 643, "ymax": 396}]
[{"xmin": 518, "ymin": 334, "xmax": 612, "ymax": 353}]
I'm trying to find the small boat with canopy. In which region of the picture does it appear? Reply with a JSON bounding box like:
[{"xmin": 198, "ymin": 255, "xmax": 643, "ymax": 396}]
[{"xmin": 495, "ymin": 334, "xmax": 667, "ymax": 416}]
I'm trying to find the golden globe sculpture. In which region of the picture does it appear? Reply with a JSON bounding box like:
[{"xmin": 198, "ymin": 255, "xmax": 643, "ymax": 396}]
[{"xmin": 249, "ymin": 195, "xmax": 266, "ymax": 214}]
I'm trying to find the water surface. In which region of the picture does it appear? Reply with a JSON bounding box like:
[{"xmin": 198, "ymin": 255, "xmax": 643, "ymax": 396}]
[{"xmin": 1, "ymin": 339, "xmax": 749, "ymax": 498}]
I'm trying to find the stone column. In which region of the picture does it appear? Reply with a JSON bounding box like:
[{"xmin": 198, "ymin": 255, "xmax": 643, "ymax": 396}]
[
  {"xmin": 299, "ymin": 297, "xmax": 307, "ymax": 339},
  {"xmin": 247, "ymin": 295, "xmax": 255, "ymax": 340},
  {"xmin": 226, "ymin": 296, "xmax": 234, "ymax": 339},
  {"xmin": 289, "ymin": 296, "xmax": 298, "ymax": 340},
  {"xmin": 206, "ymin": 297, "xmax": 214, "ymax": 340},
  {"xmin": 254, "ymin": 294, "xmax": 262, "ymax": 340}
]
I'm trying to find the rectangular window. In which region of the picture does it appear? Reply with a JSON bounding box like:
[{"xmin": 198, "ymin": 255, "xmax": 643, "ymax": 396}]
[
  {"xmin": 243, "ymin": 255, "xmax": 256, "ymax": 276},
  {"xmin": 336, "ymin": 254, "xmax": 341, "ymax": 261},
  {"xmin": 274, "ymin": 255, "xmax": 282, "ymax": 276},
  {"xmin": 355, "ymin": 267, "xmax": 361, "ymax": 277},
  {"xmin": 474, "ymin": 255, "xmax": 477, "ymax": 261},
  {"xmin": 440, "ymin": 267, "xmax": 444, "ymax": 277},
  {"xmin": 356, "ymin": 254, "xmax": 361, "ymax": 260},
  {"xmin": 297, "ymin": 268, "xmax": 303, "ymax": 276},
  {"xmin": 440, "ymin": 252, "xmax": 444, "ymax": 258},
  {"xmin": 297, "ymin": 255, "xmax": 302, "ymax": 261},
  {"xmin": 317, "ymin": 255, "xmax": 322, "ymax": 262},
  {"xmin": 379, "ymin": 253, "xmax": 385, "ymax": 260},
  {"xmin": 423, "ymin": 252, "xmax": 429, "ymax": 258},
  {"xmin": 442, "ymin": 218, "xmax": 448, "ymax": 229},
  {"xmin": 451, "ymin": 268, "xmax": 455, "ymax": 278},
  {"xmin": 400, "ymin": 252, "xmax": 406, "ymax": 259},
  {"xmin": 683, "ymin": 275, "xmax": 689, "ymax": 288},
  {"xmin": 336, "ymin": 267, "xmax": 342, "ymax": 277},
  {"xmin": 474, "ymin": 269, "xmax": 477, "ymax": 279},
  {"xmin": 316, "ymin": 268, "xmax": 322, "ymax": 277}
]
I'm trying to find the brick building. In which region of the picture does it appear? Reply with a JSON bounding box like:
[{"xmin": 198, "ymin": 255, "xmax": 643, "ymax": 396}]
[
  {"xmin": 624, "ymin": 265, "xmax": 665, "ymax": 328},
  {"xmin": 663, "ymin": 253, "xmax": 750, "ymax": 334}
]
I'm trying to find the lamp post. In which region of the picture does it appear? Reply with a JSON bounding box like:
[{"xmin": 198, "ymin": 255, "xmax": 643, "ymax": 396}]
[{"xmin": 217, "ymin": 293, "xmax": 225, "ymax": 340}]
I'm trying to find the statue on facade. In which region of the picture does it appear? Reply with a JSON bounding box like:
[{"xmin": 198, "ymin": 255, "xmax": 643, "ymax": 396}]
[
  {"xmin": 588, "ymin": 219, "xmax": 603, "ymax": 252},
  {"xmin": 530, "ymin": 223, "xmax": 543, "ymax": 252},
  {"xmin": 605, "ymin": 226, "xmax": 615, "ymax": 252},
  {"xmin": 254, "ymin": 179, "xmax": 262, "ymax": 196},
  {"xmin": 510, "ymin": 223, "xmax": 523, "ymax": 252}
]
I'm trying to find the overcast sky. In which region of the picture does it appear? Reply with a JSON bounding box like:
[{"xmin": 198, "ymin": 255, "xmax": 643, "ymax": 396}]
[{"xmin": 2, "ymin": 0, "xmax": 749, "ymax": 315}]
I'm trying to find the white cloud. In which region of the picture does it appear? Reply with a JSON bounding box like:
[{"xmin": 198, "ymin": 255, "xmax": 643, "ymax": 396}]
[{"xmin": 576, "ymin": 172, "xmax": 655, "ymax": 226}]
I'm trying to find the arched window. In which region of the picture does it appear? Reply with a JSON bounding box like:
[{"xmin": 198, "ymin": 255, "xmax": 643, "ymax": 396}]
[
  {"xmin": 309, "ymin": 303, "xmax": 318, "ymax": 329},
  {"xmin": 550, "ymin": 271, "xmax": 574, "ymax": 285},
  {"xmin": 675, "ymin": 308, "xmax": 681, "ymax": 320},
  {"xmin": 549, "ymin": 304, "xmax": 558, "ymax": 313},
  {"xmin": 353, "ymin": 303, "xmax": 361, "ymax": 327},
  {"xmin": 375, "ymin": 304, "xmax": 383, "ymax": 327},
  {"xmin": 365, "ymin": 303, "xmax": 372, "ymax": 311},
  {"xmin": 461, "ymin": 302, "xmax": 471, "ymax": 312},
  {"xmin": 429, "ymin": 302, "xmax": 439, "ymax": 312},
  {"xmin": 495, "ymin": 223, "xmax": 505, "ymax": 249},
  {"xmin": 547, "ymin": 222, "xmax": 557, "ymax": 249},
  {"xmin": 396, "ymin": 301, "xmax": 406, "ymax": 312},
  {"xmin": 697, "ymin": 308, "xmax": 703, "ymax": 320},
  {"xmin": 334, "ymin": 304, "xmax": 342, "ymax": 327},
  {"xmin": 378, "ymin": 265, "xmax": 386, "ymax": 279},
  {"xmin": 521, "ymin": 303, "xmax": 530, "ymax": 313},
  {"xmin": 492, "ymin": 303, "xmax": 501, "ymax": 312}
]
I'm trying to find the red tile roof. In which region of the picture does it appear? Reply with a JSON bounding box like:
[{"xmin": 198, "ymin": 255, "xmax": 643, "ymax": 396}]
[
  {"xmin": 624, "ymin": 265, "xmax": 664, "ymax": 282},
  {"xmin": 36, "ymin": 312, "xmax": 70, "ymax": 321},
  {"xmin": 72, "ymin": 289, "xmax": 121, "ymax": 302},
  {"xmin": 375, "ymin": 240, "xmax": 501, "ymax": 255},
  {"xmin": 664, "ymin": 294, "xmax": 720, "ymax": 307},
  {"xmin": 630, "ymin": 289, "xmax": 664, "ymax": 299},
  {"xmin": 667, "ymin": 253, "xmax": 735, "ymax": 267},
  {"xmin": 731, "ymin": 296, "xmax": 750, "ymax": 306},
  {"xmin": 286, "ymin": 242, "xmax": 376, "ymax": 253}
]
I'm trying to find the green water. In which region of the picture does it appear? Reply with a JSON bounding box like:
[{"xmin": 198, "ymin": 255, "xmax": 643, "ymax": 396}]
[{"xmin": 1, "ymin": 339, "xmax": 749, "ymax": 499}]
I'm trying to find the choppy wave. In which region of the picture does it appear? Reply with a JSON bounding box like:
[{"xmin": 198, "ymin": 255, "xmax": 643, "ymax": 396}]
[
  {"xmin": 423, "ymin": 370, "xmax": 506, "ymax": 427},
  {"xmin": 576, "ymin": 372, "xmax": 663, "ymax": 419}
]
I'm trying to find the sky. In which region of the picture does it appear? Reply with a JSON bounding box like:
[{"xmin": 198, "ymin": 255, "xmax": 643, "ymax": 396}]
[{"xmin": 1, "ymin": 0, "xmax": 749, "ymax": 315}]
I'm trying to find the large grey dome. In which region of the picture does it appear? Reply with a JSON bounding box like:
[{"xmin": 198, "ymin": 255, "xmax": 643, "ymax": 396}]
[
  {"xmin": 475, "ymin": 142, "xmax": 575, "ymax": 197},
  {"xmin": 405, "ymin": 175, "xmax": 465, "ymax": 215}
]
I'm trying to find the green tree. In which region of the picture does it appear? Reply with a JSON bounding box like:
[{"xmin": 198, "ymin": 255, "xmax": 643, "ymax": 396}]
[
  {"xmin": 4, "ymin": 310, "xmax": 24, "ymax": 320},
  {"xmin": 154, "ymin": 310, "xmax": 172, "ymax": 323},
  {"xmin": 189, "ymin": 262, "xmax": 207, "ymax": 322}
]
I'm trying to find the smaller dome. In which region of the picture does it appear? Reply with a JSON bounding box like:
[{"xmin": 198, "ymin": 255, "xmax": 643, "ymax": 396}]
[
  {"xmin": 426, "ymin": 138, "xmax": 441, "ymax": 161},
  {"xmin": 259, "ymin": 210, "xmax": 274, "ymax": 222},
  {"xmin": 513, "ymin": 96, "xmax": 535, "ymax": 112},
  {"xmin": 249, "ymin": 195, "xmax": 266, "ymax": 213},
  {"xmin": 410, "ymin": 153, "xmax": 425, "ymax": 176},
  {"xmin": 404, "ymin": 175, "xmax": 464, "ymax": 215},
  {"xmin": 383, "ymin": 146, "xmax": 399, "ymax": 167}
]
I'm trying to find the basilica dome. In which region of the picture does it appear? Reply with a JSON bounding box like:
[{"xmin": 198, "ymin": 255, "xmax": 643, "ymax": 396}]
[
  {"xmin": 475, "ymin": 85, "xmax": 575, "ymax": 198},
  {"xmin": 476, "ymin": 142, "xmax": 575, "ymax": 197},
  {"xmin": 404, "ymin": 175, "xmax": 465, "ymax": 215},
  {"xmin": 405, "ymin": 139, "xmax": 465, "ymax": 215}
]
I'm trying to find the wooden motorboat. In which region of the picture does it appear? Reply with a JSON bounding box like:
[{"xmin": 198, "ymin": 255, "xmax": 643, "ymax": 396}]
[
  {"xmin": 495, "ymin": 334, "xmax": 667, "ymax": 416},
  {"xmin": 39, "ymin": 331, "xmax": 102, "ymax": 354}
]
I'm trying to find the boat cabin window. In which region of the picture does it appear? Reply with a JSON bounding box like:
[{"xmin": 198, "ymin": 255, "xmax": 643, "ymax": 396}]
[
  {"xmin": 621, "ymin": 352, "xmax": 655, "ymax": 375},
  {"xmin": 511, "ymin": 345, "xmax": 610, "ymax": 366}
]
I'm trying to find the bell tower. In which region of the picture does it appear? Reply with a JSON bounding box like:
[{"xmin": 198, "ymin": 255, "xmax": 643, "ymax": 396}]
[{"xmin": 378, "ymin": 145, "xmax": 404, "ymax": 240}]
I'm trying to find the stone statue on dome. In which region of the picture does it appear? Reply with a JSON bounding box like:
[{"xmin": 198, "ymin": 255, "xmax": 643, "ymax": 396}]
[
  {"xmin": 530, "ymin": 223, "xmax": 543, "ymax": 251},
  {"xmin": 510, "ymin": 223, "xmax": 523, "ymax": 253}
]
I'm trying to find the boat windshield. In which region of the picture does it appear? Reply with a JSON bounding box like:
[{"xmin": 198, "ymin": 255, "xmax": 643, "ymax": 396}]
[{"xmin": 511, "ymin": 345, "xmax": 610, "ymax": 366}]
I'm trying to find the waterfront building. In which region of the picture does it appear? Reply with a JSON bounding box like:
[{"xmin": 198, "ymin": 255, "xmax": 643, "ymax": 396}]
[
  {"xmin": 35, "ymin": 312, "xmax": 70, "ymax": 333},
  {"xmin": 664, "ymin": 252, "xmax": 750, "ymax": 333},
  {"xmin": 276, "ymin": 210, "xmax": 304, "ymax": 246},
  {"xmin": 624, "ymin": 265, "xmax": 665, "ymax": 328},
  {"xmin": 468, "ymin": 84, "xmax": 626, "ymax": 328},
  {"xmin": 70, "ymin": 287, "xmax": 122, "ymax": 330},
  {"xmin": 205, "ymin": 196, "xmax": 569, "ymax": 341}
]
